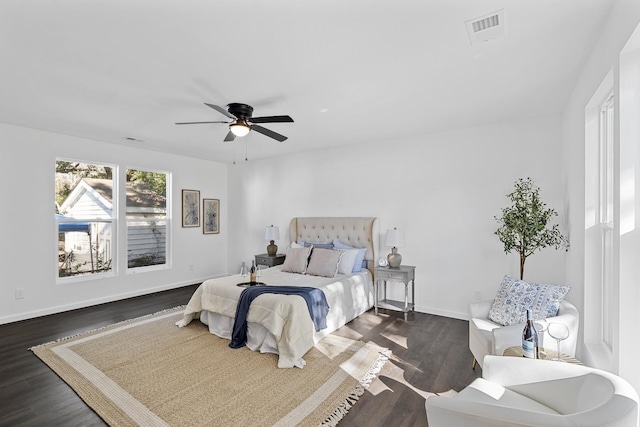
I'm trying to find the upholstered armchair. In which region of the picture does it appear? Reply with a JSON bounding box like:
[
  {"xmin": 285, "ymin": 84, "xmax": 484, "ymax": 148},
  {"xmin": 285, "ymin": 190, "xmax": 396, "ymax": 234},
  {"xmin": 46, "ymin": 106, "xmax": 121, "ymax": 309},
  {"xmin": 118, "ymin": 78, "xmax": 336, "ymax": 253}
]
[
  {"xmin": 426, "ymin": 355, "xmax": 639, "ymax": 427},
  {"xmin": 469, "ymin": 298, "xmax": 579, "ymax": 369}
]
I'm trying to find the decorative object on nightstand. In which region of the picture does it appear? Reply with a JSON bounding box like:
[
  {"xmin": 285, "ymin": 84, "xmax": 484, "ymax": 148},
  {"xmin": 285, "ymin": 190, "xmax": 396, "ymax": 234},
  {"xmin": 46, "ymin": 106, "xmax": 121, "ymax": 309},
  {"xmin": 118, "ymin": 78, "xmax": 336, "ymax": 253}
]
[
  {"xmin": 374, "ymin": 265, "xmax": 416, "ymax": 321},
  {"xmin": 385, "ymin": 227, "xmax": 405, "ymax": 268},
  {"xmin": 264, "ymin": 225, "xmax": 280, "ymax": 256},
  {"xmin": 255, "ymin": 253, "xmax": 286, "ymax": 267}
]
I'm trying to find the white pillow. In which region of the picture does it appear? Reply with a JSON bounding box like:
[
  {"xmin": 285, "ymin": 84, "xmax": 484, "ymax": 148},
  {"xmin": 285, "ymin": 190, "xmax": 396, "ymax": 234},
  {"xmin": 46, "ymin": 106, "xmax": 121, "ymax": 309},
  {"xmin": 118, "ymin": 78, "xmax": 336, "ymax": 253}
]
[
  {"xmin": 332, "ymin": 239, "xmax": 367, "ymax": 272},
  {"xmin": 336, "ymin": 248, "xmax": 359, "ymax": 275}
]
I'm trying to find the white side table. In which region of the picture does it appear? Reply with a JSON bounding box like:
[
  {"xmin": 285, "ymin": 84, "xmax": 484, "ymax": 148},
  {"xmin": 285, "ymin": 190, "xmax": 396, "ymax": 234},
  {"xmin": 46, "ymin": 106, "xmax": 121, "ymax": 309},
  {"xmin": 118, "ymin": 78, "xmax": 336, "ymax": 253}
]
[{"xmin": 374, "ymin": 265, "xmax": 416, "ymax": 321}]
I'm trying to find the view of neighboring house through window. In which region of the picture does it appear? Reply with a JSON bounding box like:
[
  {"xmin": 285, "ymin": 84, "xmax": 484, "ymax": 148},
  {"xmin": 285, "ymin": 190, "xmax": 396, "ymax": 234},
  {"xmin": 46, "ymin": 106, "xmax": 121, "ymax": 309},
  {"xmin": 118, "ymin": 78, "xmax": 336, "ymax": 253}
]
[
  {"xmin": 55, "ymin": 161, "xmax": 115, "ymax": 278},
  {"xmin": 126, "ymin": 169, "xmax": 168, "ymax": 269}
]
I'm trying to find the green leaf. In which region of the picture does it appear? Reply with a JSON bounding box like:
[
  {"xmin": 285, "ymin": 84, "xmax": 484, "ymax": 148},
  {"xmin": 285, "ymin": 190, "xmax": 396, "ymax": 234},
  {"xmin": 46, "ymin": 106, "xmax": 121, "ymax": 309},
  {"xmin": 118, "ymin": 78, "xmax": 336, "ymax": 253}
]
[{"xmin": 495, "ymin": 177, "xmax": 569, "ymax": 277}]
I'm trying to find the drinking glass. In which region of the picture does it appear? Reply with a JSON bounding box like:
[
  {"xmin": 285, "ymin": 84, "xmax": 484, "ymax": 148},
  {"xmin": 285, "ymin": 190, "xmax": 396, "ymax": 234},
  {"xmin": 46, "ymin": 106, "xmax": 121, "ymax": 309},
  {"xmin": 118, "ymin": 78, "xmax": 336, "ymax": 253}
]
[
  {"xmin": 256, "ymin": 265, "xmax": 263, "ymax": 280},
  {"xmin": 547, "ymin": 322, "xmax": 570, "ymax": 362},
  {"xmin": 240, "ymin": 263, "xmax": 248, "ymax": 278},
  {"xmin": 534, "ymin": 318, "xmax": 549, "ymax": 357}
]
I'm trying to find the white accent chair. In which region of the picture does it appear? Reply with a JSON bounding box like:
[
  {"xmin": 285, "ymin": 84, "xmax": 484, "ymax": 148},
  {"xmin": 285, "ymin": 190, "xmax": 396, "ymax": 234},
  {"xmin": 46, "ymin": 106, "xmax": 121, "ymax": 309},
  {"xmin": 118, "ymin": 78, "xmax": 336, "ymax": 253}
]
[
  {"xmin": 426, "ymin": 355, "xmax": 639, "ymax": 427},
  {"xmin": 469, "ymin": 299, "xmax": 579, "ymax": 369}
]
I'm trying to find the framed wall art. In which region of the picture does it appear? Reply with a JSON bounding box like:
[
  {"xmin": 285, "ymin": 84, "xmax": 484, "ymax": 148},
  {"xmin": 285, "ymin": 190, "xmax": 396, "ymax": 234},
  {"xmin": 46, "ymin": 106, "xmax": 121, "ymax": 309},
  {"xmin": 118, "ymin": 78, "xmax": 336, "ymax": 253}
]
[
  {"xmin": 203, "ymin": 198, "xmax": 220, "ymax": 234},
  {"xmin": 182, "ymin": 189, "xmax": 200, "ymax": 228}
]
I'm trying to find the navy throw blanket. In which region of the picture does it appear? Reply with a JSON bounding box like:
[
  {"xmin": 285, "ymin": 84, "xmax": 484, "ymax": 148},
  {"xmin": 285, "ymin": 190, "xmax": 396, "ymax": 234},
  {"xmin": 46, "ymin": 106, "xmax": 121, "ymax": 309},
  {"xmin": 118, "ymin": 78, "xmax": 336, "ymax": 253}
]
[{"xmin": 229, "ymin": 286, "xmax": 329, "ymax": 349}]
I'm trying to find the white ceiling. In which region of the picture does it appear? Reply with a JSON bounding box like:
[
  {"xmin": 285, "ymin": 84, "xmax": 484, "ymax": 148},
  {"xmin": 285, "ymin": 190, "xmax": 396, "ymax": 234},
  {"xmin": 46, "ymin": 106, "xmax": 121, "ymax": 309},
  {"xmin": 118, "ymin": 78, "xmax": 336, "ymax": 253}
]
[{"xmin": 0, "ymin": 1, "xmax": 613, "ymax": 163}]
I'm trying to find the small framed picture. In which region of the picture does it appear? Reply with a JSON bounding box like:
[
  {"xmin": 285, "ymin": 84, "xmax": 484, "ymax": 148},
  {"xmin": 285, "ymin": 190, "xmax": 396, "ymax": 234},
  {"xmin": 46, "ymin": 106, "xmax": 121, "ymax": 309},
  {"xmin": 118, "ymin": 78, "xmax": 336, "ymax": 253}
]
[
  {"xmin": 203, "ymin": 198, "xmax": 220, "ymax": 234},
  {"xmin": 182, "ymin": 189, "xmax": 200, "ymax": 228}
]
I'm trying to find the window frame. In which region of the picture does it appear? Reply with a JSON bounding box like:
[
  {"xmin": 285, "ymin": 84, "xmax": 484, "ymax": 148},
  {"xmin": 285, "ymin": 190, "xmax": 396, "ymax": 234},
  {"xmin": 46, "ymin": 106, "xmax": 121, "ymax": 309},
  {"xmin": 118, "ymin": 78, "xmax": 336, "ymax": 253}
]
[
  {"xmin": 583, "ymin": 70, "xmax": 616, "ymax": 371},
  {"xmin": 55, "ymin": 159, "xmax": 118, "ymax": 283},
  {"xmin": 598, "ymin": 92, "xmax": 615, "ymax": 350},
  {"xmin": 125, "ymin": 167, "xmax": 171, "ymax": 273}
]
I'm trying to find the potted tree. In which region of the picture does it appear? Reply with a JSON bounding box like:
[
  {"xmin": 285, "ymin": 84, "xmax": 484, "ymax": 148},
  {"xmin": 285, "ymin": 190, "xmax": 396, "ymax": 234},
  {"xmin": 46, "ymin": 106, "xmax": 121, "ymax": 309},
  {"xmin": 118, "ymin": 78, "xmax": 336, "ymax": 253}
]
[{"xmin": 495, "ymin": 177, "xmax": 569, "ymax": 279}]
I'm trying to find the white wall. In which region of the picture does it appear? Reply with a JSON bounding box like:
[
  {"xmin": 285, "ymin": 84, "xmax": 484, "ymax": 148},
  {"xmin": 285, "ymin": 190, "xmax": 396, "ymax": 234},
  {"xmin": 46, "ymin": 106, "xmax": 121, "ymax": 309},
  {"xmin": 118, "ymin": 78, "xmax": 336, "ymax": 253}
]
[
  {"xmin": 227, "ymin": 114, "xmax": 569, "ymax": 320},
  {"xmin": 561, "ymin": 0, "xmax": 640, "ymax": 390},
  {"xmin": 0, "ymin": 123, "xmax": 228, "ymax": 324}
]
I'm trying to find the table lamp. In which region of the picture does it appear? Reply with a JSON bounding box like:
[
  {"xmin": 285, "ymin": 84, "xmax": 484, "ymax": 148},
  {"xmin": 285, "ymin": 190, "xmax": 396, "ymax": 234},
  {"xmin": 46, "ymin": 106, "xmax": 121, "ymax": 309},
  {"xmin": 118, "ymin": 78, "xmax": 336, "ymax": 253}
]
[
  {"xmin": 385, "ymin": 227, "xmax": 405, "ymax": 268},
  {"xmin": 264, "ymin": 225, "xmax": 280, "ymax": 256}
]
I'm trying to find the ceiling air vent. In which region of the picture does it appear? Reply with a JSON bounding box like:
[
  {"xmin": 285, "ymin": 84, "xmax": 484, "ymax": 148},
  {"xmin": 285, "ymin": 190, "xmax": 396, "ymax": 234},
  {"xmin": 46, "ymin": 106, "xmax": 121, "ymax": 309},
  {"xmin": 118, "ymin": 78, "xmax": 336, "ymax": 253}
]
[{"xmin": 465, "ymin": 9, "xmax": 505, "ymax": 46}]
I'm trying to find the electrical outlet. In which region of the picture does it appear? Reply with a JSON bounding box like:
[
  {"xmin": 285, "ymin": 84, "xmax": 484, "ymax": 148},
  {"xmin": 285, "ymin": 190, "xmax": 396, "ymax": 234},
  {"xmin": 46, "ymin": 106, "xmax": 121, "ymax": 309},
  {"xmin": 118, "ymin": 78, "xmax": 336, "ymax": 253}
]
[
  {"xmin": 474, "ymin": 290, "xmax": 482, "ymax": 300},
  {"xmin": 15, "ymin": 288, "xmax": 24, "ymax": 299},
  {"xmin": 189, "ymin": 264, "xmax": 194, "ymax": 271}
]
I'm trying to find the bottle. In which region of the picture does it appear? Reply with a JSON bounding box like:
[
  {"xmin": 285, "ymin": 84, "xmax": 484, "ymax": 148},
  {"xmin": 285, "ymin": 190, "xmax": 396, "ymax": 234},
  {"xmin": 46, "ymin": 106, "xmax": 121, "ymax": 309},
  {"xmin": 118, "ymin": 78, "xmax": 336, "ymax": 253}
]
[
  {"xmin": 249, "ymin": 260, "xmax": 256, "ymax": 284},
  {"xmin": 522, "ymin": 309, "xmax": 539, "ymax": 359}
]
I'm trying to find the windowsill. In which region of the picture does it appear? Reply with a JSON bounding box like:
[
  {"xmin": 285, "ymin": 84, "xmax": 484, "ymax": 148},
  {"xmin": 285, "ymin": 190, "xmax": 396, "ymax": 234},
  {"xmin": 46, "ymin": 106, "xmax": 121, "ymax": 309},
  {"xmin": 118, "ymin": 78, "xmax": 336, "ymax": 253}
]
[
  {"xmin": 56, "ymin": 271, "xmax": 116, "ymax": 285},
  {"xmin": 126, "ymin": 264, "xmax": 170, "ymax": 274}
]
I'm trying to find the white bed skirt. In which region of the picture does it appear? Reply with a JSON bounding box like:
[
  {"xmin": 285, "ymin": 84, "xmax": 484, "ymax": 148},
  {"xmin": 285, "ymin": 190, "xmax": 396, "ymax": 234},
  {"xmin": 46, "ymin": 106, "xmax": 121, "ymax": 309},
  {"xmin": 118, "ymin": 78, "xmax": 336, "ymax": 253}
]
[{"xmin": 200, "ymin": 311, "xmax": 308, "ymax": 367}]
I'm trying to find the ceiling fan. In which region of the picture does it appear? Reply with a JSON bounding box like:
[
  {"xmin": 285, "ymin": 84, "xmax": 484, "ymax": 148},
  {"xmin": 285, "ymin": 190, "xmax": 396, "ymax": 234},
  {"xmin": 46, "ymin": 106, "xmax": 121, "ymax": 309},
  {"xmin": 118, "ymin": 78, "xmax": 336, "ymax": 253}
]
[{"xmin": 176, "ymin": 103, "xmax": 294, "ymax": 142}]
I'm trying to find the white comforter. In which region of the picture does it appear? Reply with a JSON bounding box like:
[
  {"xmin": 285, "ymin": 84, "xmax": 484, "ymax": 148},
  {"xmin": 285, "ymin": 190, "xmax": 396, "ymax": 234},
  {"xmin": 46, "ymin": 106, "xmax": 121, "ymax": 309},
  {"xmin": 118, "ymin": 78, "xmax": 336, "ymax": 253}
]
[{"xmin": 177, "ymin": 266, "xmax": 374, "ymax": 368}]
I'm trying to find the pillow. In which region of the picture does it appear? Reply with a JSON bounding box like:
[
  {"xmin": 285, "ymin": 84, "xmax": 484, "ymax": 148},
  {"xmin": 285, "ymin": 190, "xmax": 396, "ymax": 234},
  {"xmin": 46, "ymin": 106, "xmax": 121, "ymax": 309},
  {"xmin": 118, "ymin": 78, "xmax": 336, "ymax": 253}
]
[
  {"xmin": 332, "ymin": 239, "xmax": 367, "ymax": 272},
  {"xmin": 298, "ymin": 240, "xmax": 334, "ymax": 250},
  {"xmin": 290, "ymin": 241, "xmax": 304, "ymax": 249},
  {"xmin": 529, "ymin": 281, "xmax": 571, "ymax": 319},
  {"xmin": 306, "ymin": 248, "xmax": 343, "ymax": 278},
  {"xmin": 280, "ymin": 246, "xmax": 312, "ymax": 274},
  {"xmin": 488, "ymin": 275, "xmax": 571, "ymax": 326},
  {"xmin": 336, "ymin": 248, "xmax": 360, "ymax": 275}
]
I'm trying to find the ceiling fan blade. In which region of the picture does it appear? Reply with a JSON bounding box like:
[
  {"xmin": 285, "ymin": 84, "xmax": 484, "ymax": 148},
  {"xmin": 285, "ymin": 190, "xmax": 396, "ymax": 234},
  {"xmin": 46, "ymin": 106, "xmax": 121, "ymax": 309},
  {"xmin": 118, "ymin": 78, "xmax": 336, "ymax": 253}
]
[
  {"xmin": 250, "ymin": 115, "xmax": 294, "ymax": 124},
  {"xmin": 205, "ymin": 103, "xmax": 236, "ymax": 119},
  {"xmin": 251, "ymin": 125, "xmax": 288, "ymax": 142},
  {"xmin": 223, "ymin": 130, "xmax": 236, "ymax": 142},
  {"xmin": 175, "ymin": 121, "xmax": 230, "ymax": 125}
]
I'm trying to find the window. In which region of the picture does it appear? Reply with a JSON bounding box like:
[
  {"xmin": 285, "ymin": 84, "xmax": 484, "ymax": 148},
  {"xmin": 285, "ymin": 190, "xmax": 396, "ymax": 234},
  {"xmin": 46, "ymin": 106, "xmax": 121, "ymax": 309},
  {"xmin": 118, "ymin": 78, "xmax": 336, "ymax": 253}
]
[
  {"xmin": 126, "ymin": 169, "xmax": 168, "ymax": 269},
  {"xmin": 584, "ymin": 70, "xmax": 616, "ymax": 366},
  {"xmin": 55, "ymin": 160, "xmax": 115, "ymax": 278},
  {"xmin": 598, "ymin": 93, "xmax": 614, "ymax": 349}
]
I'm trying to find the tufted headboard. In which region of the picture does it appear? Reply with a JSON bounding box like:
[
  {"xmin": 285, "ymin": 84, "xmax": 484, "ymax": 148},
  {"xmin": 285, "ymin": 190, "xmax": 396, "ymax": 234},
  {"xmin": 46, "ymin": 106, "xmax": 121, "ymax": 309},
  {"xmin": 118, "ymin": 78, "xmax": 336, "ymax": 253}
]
[{"xmin": 288, "ymin": 217, "xmax": 379, "ymax": 271}]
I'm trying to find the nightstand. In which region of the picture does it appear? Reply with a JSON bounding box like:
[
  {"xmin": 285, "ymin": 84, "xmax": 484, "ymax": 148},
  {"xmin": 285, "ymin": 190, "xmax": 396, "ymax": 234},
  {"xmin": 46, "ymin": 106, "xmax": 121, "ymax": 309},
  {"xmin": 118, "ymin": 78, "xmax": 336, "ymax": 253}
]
[
  {"xmin": 254, "ymin": 253, "xmax": 286, "ymax": 267},
  {"xmin": 374, "ymin": 265, "xmax": 416, "ymax": 321}
]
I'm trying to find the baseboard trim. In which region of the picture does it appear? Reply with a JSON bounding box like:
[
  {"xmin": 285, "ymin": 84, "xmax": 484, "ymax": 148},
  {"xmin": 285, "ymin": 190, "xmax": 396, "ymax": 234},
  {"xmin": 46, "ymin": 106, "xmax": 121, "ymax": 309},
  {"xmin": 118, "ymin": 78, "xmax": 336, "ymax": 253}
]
[
  {"xmin": 414, "ymin": 304, "xmax": 468, "ymax": 321},
  {"xmin": 3, "ymin": 278, "xmax": 470, "ymax": 325},
  {"xmin": 0, "ymin": 274, "xmax": 226, "ymax": 325}
]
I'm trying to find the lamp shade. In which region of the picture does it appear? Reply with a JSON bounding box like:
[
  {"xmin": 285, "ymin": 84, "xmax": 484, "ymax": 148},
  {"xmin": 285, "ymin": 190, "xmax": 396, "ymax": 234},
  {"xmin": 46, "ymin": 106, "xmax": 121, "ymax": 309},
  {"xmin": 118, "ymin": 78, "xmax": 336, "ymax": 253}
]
[
  {"xmin": 385, "ymin": 227, "xmax": 405, "ymax": 248},
  {"xmin": 264, "ymin": 225, "xmax": 280, "ymax": 241}
]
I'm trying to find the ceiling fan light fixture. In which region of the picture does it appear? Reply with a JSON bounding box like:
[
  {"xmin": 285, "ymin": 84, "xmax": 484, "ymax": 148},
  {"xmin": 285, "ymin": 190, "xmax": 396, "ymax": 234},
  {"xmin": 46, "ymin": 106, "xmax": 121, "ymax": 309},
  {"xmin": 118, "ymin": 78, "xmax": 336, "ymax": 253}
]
[
  {"xmin": 230, "ymin": 121, "xmax": 250, "ymax": 137},
  {"xmin": 177, "ymin": 103, "xmax": 291, "ymax": 142}
]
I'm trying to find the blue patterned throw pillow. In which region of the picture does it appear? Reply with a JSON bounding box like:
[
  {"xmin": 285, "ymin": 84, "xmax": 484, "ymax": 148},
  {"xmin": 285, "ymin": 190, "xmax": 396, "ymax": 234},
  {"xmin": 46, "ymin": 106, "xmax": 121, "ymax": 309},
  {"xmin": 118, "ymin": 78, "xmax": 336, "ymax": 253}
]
[{"xmin": 488, "ymin": 275, "xmax": 570, "ymax": 326}]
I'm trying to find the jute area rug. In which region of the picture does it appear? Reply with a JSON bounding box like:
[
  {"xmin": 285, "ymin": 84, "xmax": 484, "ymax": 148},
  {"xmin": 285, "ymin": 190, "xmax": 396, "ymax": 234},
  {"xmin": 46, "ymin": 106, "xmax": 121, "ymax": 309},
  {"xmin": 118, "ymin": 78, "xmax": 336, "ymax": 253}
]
[{"xmin": 31, "ymin": 307, "xmax": 390, "ymax": 427}]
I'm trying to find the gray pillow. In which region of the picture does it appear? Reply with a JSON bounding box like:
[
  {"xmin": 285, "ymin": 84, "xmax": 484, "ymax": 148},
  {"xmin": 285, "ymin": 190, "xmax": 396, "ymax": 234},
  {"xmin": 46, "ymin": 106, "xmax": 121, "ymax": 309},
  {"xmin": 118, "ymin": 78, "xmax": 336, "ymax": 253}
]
[
  {"xmin": 280, "ymin": 246, "xmax": 312, "ymax": 274},
  {"xmin": 306, "ymin": 248, "xmax": 343, "ymax": 278}
]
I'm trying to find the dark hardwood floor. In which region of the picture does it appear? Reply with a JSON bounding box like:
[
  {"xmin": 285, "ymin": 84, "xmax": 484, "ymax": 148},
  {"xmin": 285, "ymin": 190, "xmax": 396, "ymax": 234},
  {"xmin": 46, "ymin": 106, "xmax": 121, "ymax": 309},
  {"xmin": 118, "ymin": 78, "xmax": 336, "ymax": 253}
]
[{"xmin": 0, "ymin": 285, "xmax": 480, "ymax": 427}]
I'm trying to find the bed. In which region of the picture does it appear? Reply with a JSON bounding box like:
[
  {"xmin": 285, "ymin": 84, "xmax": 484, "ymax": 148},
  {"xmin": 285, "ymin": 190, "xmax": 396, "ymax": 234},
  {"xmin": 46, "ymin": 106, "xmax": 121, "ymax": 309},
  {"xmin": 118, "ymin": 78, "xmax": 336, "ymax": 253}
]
[{"xmin": 177, "ymin": 217, "xmax": 379, "ymax": 368}]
